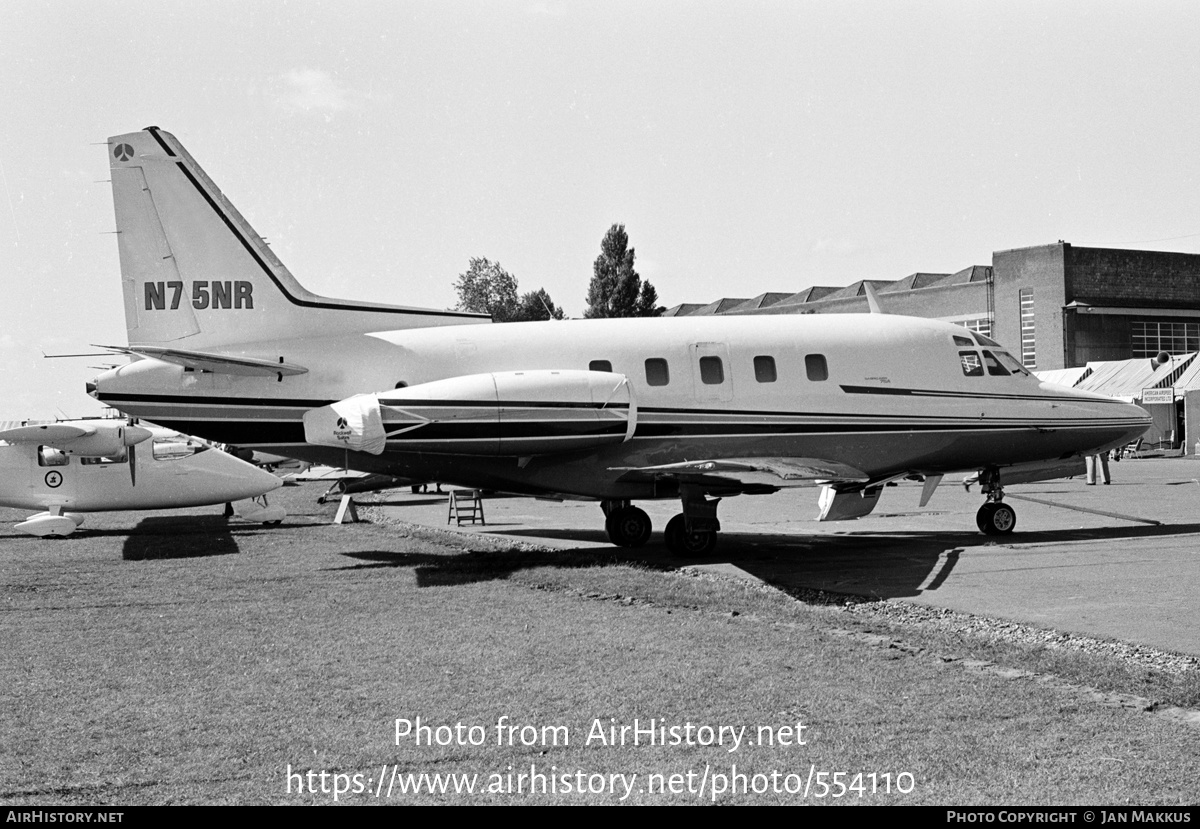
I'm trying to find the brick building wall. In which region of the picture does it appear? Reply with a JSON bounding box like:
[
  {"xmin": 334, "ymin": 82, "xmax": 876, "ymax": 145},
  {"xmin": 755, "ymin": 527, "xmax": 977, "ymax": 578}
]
[
  {"xmin": 1067, "ymin": 246, "xmax": 1200, "ymax": 309},
  {"xmin": 993, "ymin": 243, "xmax": 1067, "ymax": 370}
]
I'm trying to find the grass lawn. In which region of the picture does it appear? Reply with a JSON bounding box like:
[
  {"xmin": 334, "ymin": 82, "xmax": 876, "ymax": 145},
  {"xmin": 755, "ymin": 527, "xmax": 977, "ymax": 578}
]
[{"xmin": 1, "ymin": 485, "xmax": 1197, "ymax": 805}]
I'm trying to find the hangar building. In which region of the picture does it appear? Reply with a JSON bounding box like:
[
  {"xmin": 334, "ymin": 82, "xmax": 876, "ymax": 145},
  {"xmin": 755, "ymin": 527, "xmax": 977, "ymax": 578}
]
[{"xmin": 672, "ymin": 241, "xmax": 1200, "ymax": 373}]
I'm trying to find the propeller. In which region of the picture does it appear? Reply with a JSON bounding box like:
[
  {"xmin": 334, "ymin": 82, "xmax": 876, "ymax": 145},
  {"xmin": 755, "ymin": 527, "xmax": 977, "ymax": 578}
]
[{"xmin": 121, "ymin": 421, "xmax": 153, "ymax": 487}]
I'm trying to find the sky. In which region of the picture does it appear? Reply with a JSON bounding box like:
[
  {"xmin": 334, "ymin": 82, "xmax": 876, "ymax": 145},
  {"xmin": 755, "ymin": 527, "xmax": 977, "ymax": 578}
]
[{"xmin": 2, "ymin": 0, "xmax": 1199, "ymax": 419}]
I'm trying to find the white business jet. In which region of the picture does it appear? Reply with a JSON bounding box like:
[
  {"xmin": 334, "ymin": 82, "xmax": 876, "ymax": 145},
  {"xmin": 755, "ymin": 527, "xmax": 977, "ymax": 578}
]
[
  {"xmin": 0, "ymin": 419, "xmax": 285, "ymax": 537},
  {"xmin": 88, "ymin": 127, "xmax": 1150, "ymax": 553}
]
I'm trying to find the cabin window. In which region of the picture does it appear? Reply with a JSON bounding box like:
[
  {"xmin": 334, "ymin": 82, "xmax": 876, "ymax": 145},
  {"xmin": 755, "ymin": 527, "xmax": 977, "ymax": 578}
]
[
  {"xmin": 81, "ymin": 452, "xmax": 128, "ymax": 466},
  {"xmin": 699, "ymin": 356, "xmax": 724, "ymax": 385},
  {"xmin": 394, "ymin": 381, "xmax": 408, "ymax": 389},
  {"xmin": 805, "ymin": 354, "xmax": 828, "ymax": 381},
  {"xmin": 37, "ymin": 447, "xmax": 68, "ymax": 467},
  {"xmin": 589, "ymin": 360, "xmax": 613, "ymax": 373},
  {"xmin": 959, "ymin": 351, "xmax": 984, "ymax": 377},
  {"xmin": 982, "ymin": 350, "xmax": 1010, "ymax": 376},
  {"xmin": 152, "ymin": 439, "xmax": 204, "ymax": 460},
  {"xmin": 753, "ymin": 355, "xmax": 777, "ymax": 383},
  {"xmin": 645, "ymin": 358, "xmax": 670, "ymax": 386}
]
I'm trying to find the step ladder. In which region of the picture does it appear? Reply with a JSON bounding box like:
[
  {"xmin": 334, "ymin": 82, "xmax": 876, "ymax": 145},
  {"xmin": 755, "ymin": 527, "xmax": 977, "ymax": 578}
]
[{"xmin": 447, "ymin": 490, "xmax": 486, "ymax": 525}]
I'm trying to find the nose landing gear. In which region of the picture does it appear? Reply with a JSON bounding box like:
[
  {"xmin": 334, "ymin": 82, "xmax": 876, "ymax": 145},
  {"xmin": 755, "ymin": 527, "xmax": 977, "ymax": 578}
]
[{"xmin": 975, "ymin": 468, "xmax": 1016, "ymax": 535}]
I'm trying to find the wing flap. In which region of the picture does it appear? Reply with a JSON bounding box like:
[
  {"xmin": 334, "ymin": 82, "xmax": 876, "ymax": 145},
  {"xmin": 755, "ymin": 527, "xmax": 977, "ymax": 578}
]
[{"xmin": 610, "ymin": 457, "xmax": 870, "ymax": 488}]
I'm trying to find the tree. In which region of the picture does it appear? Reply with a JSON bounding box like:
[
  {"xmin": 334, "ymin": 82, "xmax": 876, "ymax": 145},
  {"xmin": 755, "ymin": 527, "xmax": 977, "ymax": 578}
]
[
  {"xmin": 584, "ymin": 224, "xmax": 662, "ymax": 318},
  {"xmin": 513, "ymin": 288, "xmax": 566, "ymax": 321},
  {"xmin": 454, "ymin": 257, "xmax": 566, "ymax": 322},
  {"xmin": 453, "ymin": 257, "xmax": 518, "ymax": 322}
]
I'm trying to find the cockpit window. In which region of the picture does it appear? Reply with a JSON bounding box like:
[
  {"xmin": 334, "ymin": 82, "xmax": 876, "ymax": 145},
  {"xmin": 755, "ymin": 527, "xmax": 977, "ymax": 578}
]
[
  {"xmin": 153, "ymin": 437, "xmax": 209, "ymax": 460},
  {"xmin": 959, "ymin": 351, "xmax": 984, "ymax": 377},
  {"xmin": 982, "ymin": 350, "xmax": 1010, "ymax": 376},
  {"xmin": 972, "ymin": 332, "xmax": 1003, "ymax": 349},
  {"xmin": 953, "ymin": 335, "xmax": 974, "ymax": 347},
  {"xmin": 993, "ymin": 350, "xmax": 1030, "ymax": 376}
]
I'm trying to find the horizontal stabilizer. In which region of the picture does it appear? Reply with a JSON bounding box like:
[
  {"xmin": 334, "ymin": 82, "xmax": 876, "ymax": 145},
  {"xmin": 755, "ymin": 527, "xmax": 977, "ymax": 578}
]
[{"xmin": 96, "ymin": 344, "xmax": 308, "ymax": 377}]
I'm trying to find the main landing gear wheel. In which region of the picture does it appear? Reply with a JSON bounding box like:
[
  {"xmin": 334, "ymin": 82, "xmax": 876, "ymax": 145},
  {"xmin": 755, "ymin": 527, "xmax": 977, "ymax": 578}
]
[
  {"xmin": 976, "ymin": 502, "xmax": 1017, "ymax": 535},
  {"xmin": 664, "ymin": 514, "xmax": 718, "ymax": 556},
  {"xmin": 605, "ymin": 506, "xmax": 652, "ymax": 548}
]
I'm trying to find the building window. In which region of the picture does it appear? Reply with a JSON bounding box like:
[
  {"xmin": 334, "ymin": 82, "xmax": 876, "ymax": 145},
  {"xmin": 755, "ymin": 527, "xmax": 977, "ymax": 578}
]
[
  {"xmin": 645, "ymin": 358, "xmax": 670, "ymax": 386},
  {"xmin": 1019, "ymin": 289, "xmax": 1035, "ymax": 368},
  {"xmin": 959, "ymin": 317, "xmax": 993, "ymax": 338},
  {"xmin": 1130, "ymin": 321, "xmax": 1200, "ymax": 358},
  {"xmin": 753, "ymin": 356, "xmax": 777, "ymax": 383}
]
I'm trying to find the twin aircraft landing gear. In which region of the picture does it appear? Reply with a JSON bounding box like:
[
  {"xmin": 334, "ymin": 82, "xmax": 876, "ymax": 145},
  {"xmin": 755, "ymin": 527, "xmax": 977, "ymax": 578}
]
[
  {"xmin": 975, "ymin": 468, "xmax": 1016, "ymax": 535},
  {"xmin": 601, "ymin": 488, "xmax": 721, "ymax": 555}
]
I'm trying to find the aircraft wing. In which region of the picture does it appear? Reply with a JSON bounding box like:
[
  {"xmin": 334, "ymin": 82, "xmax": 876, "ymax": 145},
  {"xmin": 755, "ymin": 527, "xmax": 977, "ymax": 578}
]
[
  {"xmin": 0, "ymin": 423, "xmax": 96, "ymax": 444},
  {"xmin": 611, "ymin": 457, "xmax": 870, "ymax": 491},
  {"xmin": 96, "ymin": 345, "xmax": 308, "ymax": 377}
]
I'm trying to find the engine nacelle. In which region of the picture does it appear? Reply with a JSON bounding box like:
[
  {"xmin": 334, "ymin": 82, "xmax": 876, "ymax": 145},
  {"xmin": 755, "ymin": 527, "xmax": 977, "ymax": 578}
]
[
  {"xmin": 0, "ymin": 422, "xmax": 153, "ymax": 458},
  {"xmin": 303, "ymin": 370, "xmax": 637, "ymax": 457}
]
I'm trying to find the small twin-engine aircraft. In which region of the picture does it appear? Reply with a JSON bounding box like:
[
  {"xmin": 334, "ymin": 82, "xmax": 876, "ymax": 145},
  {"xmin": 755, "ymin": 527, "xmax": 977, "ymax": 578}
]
[
  {"xmin": 0, "ymin": 419, "xmax": 285, "ymax": 537},
  {"xmin": 89, "ymin": 127, "xmax": 1151, "ymax": 553}
]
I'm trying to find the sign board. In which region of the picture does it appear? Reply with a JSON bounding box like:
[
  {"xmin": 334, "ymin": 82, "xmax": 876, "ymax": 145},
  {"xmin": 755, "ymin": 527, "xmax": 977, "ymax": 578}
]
[{"xmin": 1141, "ymin": 388, "xmax": 1174, "ymax": 404}]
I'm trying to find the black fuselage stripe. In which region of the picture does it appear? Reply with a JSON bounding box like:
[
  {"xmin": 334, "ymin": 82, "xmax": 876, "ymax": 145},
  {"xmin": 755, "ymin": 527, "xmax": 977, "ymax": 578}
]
[{"xmin": 837, "ymin": 385, "xmax": 1129, "ymax": 404}]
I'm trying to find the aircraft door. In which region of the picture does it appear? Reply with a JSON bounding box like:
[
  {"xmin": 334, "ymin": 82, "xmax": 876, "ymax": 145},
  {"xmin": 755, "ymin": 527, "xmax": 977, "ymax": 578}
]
[
  {"xmin": 33, "ymin": 445, "xmax": 78, "ymax": 507},
  {"xmin": 689, "ymin": 342, "xmax": 733, "ymax": 403}
]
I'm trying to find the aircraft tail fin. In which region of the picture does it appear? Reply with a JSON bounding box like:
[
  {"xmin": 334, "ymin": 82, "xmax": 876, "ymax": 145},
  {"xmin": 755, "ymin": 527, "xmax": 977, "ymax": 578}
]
[{"xmin": 107, "ymin": 127, "xmax": 485, "ymax": 350}]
